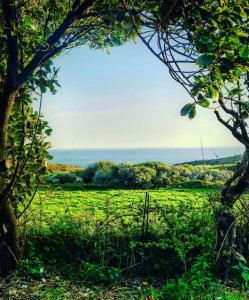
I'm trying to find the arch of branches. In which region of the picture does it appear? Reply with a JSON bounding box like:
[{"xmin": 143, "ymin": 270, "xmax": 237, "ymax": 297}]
[{"xmin": 0, "ymin": 0, "xmax": 248, "ymax": 276}]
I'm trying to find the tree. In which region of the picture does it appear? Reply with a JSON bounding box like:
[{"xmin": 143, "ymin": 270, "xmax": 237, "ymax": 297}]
[
  {"xmin": 0, "ymin": 0, "xmax": 136, "ymax": 275},
  {"xmin": 123, "ymin": 0, "xmax": 248, "ymax": 276}
]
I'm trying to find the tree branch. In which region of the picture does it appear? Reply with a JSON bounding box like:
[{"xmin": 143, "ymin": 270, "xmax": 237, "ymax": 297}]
[
  {"xmin": 214, "ymin": 110, "xmax": 246, "ymax": 146},
  {"xmin": 18, "ymin": 0, "xmax": 95, "ymax": 86}
]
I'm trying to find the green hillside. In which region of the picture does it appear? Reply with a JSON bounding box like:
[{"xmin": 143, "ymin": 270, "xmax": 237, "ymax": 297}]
[{"xmin": 180, "ymin": 154, "xmax": 242, "ymax": 166}]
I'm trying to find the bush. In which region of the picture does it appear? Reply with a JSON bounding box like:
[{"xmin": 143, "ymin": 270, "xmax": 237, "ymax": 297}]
[
  {"xmin": 116, "ymin": 164, "xmax": 157, "ymax": 188},
  {"xmin": 46, "ymin": 160, "xmax": 232, "ymax": 189},
  {"xmin": 83, "ymin": 161, "xmax": 117, "ymax": 183},
  {"xmin": 47, "ymin": 173, "xmax": 78, "ymax": 184}
]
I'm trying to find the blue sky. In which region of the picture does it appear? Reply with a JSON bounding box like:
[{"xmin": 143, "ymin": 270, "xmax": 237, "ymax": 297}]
[{"xmin": 42, "ymin": 40, "xmax": 239, "ymax": 149}]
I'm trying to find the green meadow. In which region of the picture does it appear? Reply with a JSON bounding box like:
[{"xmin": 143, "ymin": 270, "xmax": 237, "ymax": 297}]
[
  {"xmin": 27, "ymin": 188, "xmax": 215, "ymax": 221},
  {"xmin": 11, "ymin": 186, "xmax": 248, "ymax": 300}
]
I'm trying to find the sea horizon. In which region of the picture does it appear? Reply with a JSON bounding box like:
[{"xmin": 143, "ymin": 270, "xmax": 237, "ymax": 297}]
[
  {"xmin": 49, "ymin": 147, "xmax": 243, "ymax": 167},
  {"xmin": 50, "ymin": 146, "xmax": 242, "ymax": 150}
]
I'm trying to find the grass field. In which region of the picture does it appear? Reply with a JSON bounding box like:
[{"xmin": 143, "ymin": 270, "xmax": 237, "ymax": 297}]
[
  {"xmin": 25, "ymin": 187, "xmax": 218, "ymax": 222},
  {"xmin": 13, "ymin": 187, "xmax": 249, "ymax": 300}
]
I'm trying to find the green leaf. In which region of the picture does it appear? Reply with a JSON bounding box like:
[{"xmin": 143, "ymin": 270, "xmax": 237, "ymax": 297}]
[
  {"xmin": 235, "ymin": 30, "xmax": 248, "ymax": 38},
  {"xmin": 45, "ymin": 128, "xmax": 52, "ymax": 136},
  {"xmin": 238, "ymin": 45, "xmax": 249, "ymax": 58},
  {"xmin": 199, "ymin": 33, "xmax": 211, "ymax": 45},
  {"xmin": 43, "ymin": 142, "xmax": 51, "ymax": 148},
  {"xmin": 197, "ymin": 93, "xmax": 205, "ymax": 100},
  {"xmin": 226, "ymin": 17, "xmax": 237, "ymax": 27},
  {"xmin": 198, "ymin": 99, "xmax": 210, "ymax": 107},
  {"xmin": 23, "ymin": 15, "xmax": 32, "ymax": 26},
  {"xmin": 210, "ymin": 18, "xmax": 218, "ymax": 28},
  {"xmin": 239, "ymin": 7, "xmax": 247, "ymax": 18},
  {"xmin": 242, "ymin": 272, "xmax": 249, "ymax": 281},
  {"xmin": 234, "ymin": 67, "xmax": 243, "ymax": 76},
  {"xmin": 243, "ymin": 102, "xmax": 249, "ymax": 112},
  {"xmin": 196, "ymin": 54, "xmax": 214, "ymax": 68},
  {"xmin": 180, "ymin": 103, "xmax": 193, "ymax": 116},
  {"xmin": 188, "ymin": 105, "xmax": 196, "ymax": 119},
  {"xmin": 45, "ymin": 154, "xmax": 53, "ymax": 160},
  {"xmin": 229, "ymin": 88, "xmax": 243, "ymax": 96},
  {"xmin": 227, "ymin": 36, "xmax": 240, "ymax": 47},
  {"xmin": 208, "ymin": 86, "xmax": 219, "ymax": 101}
]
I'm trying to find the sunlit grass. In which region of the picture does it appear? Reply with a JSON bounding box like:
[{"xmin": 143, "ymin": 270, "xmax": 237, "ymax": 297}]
[{"xmin": 26, "ymin": 188, "xmax": 218, "ymax": 222}]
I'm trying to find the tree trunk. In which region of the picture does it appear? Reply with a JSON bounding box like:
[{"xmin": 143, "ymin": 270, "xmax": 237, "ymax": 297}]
[
  {"xmin": 215, "ymin": 208, "xmax": 236, "ymax": 278},
  {"xmin": 0, "ymin": 90, "xmax": 19, "ymax": 275},
  {"xmin": 215, "ymin": 151, "xmax": 249, "ymax": 278},
  {"xmin": 0, "ymin": 199, "xmax": 19, "ymax": 276},
  {"xmin": 0, "ymin": 91, "xmax": 17, "ymax": 169}
]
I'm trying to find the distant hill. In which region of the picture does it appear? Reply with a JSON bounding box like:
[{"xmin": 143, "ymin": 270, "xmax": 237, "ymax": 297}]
[
  {"xmin": 178, "ymin": 154, "xmax": 242, "ymax": 166},
  {"xmin": 47, "ymin": 163, "xmax": 83, "ymax": 172}
]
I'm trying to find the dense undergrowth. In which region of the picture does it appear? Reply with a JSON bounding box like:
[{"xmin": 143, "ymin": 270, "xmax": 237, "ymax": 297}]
[
  {"xmin": 2, "ymin": 191, "xmax": 249, "ymax": 299},
  {"xmin": 21, "ymin": 200, "xmax": 215, "ymax": 282}
]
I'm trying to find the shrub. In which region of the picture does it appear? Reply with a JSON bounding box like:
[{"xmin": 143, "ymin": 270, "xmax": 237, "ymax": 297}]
[
  {"xmin": 46, "ymin": 173, "xmax": 80, "ymax": 184},
  {"xmin": 129, "ymin": 165, "xmax": 157, "ymax": 189},
  {"xmin": 46, "ymin": 160, "xmax": 233, "ymax": 189},
  {"xmin": 83, "ymin": 161, "xmax": 117, "ymax": 183}
]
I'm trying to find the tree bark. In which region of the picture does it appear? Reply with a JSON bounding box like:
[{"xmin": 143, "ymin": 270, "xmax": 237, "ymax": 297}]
[
  {"xmin": 0, "ymin": 199, "xmax": 19, "ymax": 276},
  {"xmin": 0, "ymin": 91, "xmax": 17, "ymax": 171},
  {"xmin": 0, "ymin": 90, "xmax": 19, "ymax": 275},
  {"xmin": 215, "ymin": 208, "xmax": 236, "ymax": 278},
  {"xmin": 215, "ymin": 151, "xmax": 249, "ymax": 278}
]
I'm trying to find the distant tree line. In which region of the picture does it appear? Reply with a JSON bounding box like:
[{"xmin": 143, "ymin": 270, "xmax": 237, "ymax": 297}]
[{"xmin": 47, "ymin": 160, "xmax": 232, "ymax": 189}]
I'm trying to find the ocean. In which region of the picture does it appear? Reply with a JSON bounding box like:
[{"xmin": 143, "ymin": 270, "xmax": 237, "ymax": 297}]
[{"xmin": 49, "ymin": 147, "xmax": 243, "ymax": 167}]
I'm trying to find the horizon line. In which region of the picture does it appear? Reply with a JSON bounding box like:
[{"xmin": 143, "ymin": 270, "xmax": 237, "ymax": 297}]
[{"xmin": 49, "ymin": 146, "xmax": 244, "ymax": 151}]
